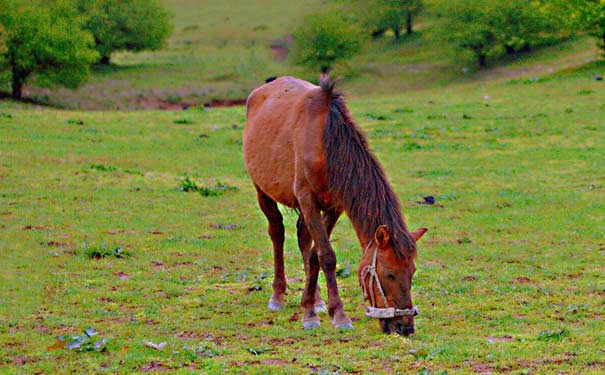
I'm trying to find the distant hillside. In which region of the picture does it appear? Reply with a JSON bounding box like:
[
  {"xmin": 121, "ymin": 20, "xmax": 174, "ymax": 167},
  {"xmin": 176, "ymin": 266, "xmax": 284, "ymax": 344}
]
[{"xmin": 17, "ymin": 0, "xmax": 603, "ymax": 110}]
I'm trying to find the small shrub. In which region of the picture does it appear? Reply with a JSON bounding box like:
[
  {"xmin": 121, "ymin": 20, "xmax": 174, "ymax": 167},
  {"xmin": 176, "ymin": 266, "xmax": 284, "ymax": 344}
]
[{"xmin": 292, "ymin": 12, "xmax": 366, "ymax": 72}]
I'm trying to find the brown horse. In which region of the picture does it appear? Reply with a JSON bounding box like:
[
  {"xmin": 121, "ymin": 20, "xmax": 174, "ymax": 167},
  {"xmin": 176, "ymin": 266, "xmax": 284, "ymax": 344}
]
[{"xmin": 243, "ymin": 75, "xmax": 427, "ymax": 335}]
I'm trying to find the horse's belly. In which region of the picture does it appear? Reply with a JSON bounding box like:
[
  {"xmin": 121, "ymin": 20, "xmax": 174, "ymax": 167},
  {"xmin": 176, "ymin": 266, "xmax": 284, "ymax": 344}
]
[{"xmin": 243, "ymin": 120, "xmax": 298, "ymax": 208}]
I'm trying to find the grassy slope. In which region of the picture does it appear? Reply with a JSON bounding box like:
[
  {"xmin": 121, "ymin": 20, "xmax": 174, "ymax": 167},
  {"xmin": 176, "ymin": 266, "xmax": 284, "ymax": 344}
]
[
  {"xmin": 16, "ymin": 0, "xmax": 601, "ymax": 109},
  {"xmin": 1, "ymin": 62, "xmax": 604, "ymax": 374}
]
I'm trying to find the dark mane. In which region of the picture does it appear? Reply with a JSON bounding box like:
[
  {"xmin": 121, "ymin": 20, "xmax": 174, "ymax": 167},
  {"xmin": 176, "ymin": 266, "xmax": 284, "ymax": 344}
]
[{"xmin": 320, "ymin": 75, "xmax": 416, "ymax": 257}]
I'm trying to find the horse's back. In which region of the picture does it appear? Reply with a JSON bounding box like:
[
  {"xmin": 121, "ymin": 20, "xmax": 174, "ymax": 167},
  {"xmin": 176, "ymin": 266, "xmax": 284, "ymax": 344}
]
[{"xmin": 244, "ymin": 77, "xmax": 323, "ymax": 208}]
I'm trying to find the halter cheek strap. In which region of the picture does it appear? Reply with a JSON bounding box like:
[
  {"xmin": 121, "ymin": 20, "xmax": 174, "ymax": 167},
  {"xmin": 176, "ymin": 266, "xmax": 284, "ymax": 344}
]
[{"xmin": 360, "ymin": 242, "xmax": 419, "ymax": 319}]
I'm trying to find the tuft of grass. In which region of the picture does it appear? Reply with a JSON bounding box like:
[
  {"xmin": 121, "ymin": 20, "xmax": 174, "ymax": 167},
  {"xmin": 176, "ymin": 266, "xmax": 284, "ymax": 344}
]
[
  {"xmin": 89, "ymin": 163, "xmax": 116, "ymax": 172},
  {"xmin": 83, "ymin": 242, "xmax": 129, "ymax": 259},
  {"xmin": 178, "ymin": 176, "xmax": 238, "ymax": 196},
  {"xmin": 173, "ymin": 118, "xmax": 194, "ymax": 125}
]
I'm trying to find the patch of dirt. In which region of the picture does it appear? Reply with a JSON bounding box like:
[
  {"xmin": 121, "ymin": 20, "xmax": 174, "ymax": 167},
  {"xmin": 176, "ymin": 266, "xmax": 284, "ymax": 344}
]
[
  {"xmin": 141, "ymin": 361, "xmax": 170, "ymax": 373},
  {"xmin": 471, "ymin": 362, "xmax": 495, "ymax": 374},
  {"xmin": 511, "ymin": 277, "xmax": 533, "ymax": 284},
  {"xmin": 566, "ymin": 273, "xmax": 583, "ymax": 279},
  {"xmin": 270, "ymin": 34, "xmax": 293, "ymax": 62},
  {"xmin": 271, "ymin": 46, "xmax": 289, "ymax": 61},
  {"xmin": 175, "ymin": 331, "xmax": 199, "ymax": 339},
  {"xmin": 486, "ymin": 335, "xmax": 514, "ymax": 343},
  {"xmin": 134, "ymin": 97, "xmax": 191, "ymax": 111},
  {"xmin": 261, "ymin": 358, "xmax": 291, "ymax": 366},
  {"xmin": 205, "ymin": 98, "xmax": 246, "ymax": 107},
  {"xmin": 43, "ymin": 241, "xmax": 69, "ymax": 247},
  {"xmin": 23, "ymin": 225, "xmax": 47, "ymax": 231}
]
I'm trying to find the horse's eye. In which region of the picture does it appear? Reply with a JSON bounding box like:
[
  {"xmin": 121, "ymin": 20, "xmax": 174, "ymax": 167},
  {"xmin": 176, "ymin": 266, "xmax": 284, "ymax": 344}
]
[{"xmin": 387, "ymin": 273, "xmax": 396, "ymax": 280}]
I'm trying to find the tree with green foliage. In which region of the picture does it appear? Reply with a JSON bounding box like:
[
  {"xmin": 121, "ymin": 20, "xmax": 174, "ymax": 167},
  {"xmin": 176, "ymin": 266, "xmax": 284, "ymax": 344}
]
[
  {"xmin": 292, "ymin": 12, "xmax": 366, "ymax": 73},
  {"xmin": 75, "ymin": 0, "xmax": 173, "ymax": 64},
  {"xmin": 0, "ymin": 1, "xmax": 98, "ymax": 100},
  {"xmin": 560, "ymin": 0, "xmax": 605, "ymax": 56},
  {"xmin": 364, "ymin": 0, "xmax": 423, "ymax": 40},
  {"xmin": 443, "ymin": 0, "xmax": 565, "ymax": 68}
]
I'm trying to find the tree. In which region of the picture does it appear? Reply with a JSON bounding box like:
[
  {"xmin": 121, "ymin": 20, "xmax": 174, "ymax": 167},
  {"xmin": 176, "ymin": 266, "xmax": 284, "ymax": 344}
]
[
  {"xmin": 443, "ymin": 0, "xmax": 565, "ymax": 68},
  {"xmin": 0, "ymin": 1, "xmax": 98, "ymax": 100},
  {"xmin": 76, "ymin": 0, "xmax": 172, "ymax": 64},
  {"xmin": 292, "ymin": 12, "xmax": 366, "ymax": 73},
  {"xmin": 561, "ymin": 0, "xmax": 605, "ymax": 56},
  {"xmin": 364, "ymin": 0, "xmax": 423, "ymax": 40}
]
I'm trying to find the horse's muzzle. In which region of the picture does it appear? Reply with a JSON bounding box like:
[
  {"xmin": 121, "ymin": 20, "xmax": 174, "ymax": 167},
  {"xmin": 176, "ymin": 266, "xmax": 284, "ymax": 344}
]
[{"xmin": 380, "ymin": 317, "xmax": 415, "ymax": 336}]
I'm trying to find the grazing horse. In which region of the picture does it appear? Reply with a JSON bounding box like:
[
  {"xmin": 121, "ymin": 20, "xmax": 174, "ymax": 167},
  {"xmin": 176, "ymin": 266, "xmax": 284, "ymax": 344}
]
[{"xmin": 243, "ymin": 75, "xmax": 427, "ymax": 335}]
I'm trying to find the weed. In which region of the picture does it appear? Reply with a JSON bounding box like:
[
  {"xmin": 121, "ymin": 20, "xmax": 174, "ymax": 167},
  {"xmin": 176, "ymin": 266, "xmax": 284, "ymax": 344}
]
[
  {"xmin": 365, "ymin": 112, "xmax": 391, "ymax": 121},
  {"xmin": 83, "ymin": 241, "xmax": 128, "ymax": 259},
  {"xmin": 173, "ymin": 118, "xmax": 194, "ymax": 125},
  {"xmin": 89, "ymin": 164, "xmax": 116, "ymax": 172},
  {"xmin": 537, "ymin": 328, "xmax": 569, "ymax": 341},
  {"xmin": 47, "ymin": 327, "xmax": 108, "ymax": 352},
  {"xmin": 178, "ymin": 176, "xmax": 238, "ymax": 196}
]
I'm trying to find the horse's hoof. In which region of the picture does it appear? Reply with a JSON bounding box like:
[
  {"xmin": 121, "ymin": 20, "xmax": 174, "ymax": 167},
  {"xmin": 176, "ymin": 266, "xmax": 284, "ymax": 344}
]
[
  {"xmin": 302, "ymin": 319, "xmax": 321, "ymax": 330},
  {"xmin": 333, "ymin": 321, "xmax": 354, "ymax": 330},
  {"xmin": 314, "ymin": 302, "xmax": 327, "ymax": 314},
  {"xmin": 267, "ymin": 298, "xmax": 285, "ymax": 312}
]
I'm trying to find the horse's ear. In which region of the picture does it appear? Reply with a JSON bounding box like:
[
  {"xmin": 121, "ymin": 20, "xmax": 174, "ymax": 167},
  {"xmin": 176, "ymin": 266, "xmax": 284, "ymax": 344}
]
[
  {"xmin": 411, "ymin": 228, "xmax": 428, "ymax": 242},
  {"xmin": 374, "ymin": 225, "xmax": 390, "ymax": 249}
]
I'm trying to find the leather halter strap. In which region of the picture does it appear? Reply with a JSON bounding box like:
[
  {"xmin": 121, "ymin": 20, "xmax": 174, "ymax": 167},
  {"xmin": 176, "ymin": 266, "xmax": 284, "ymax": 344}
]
[{"xmin": 360, "ymin": 242, "xmax": 419, "ymax": 319}]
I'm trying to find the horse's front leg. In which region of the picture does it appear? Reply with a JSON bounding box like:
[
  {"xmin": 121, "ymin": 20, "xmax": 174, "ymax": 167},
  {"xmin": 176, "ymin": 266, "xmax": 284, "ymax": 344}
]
[{"xmin": 296, "ymin": 190, "xmax": 352, "ymax": 330}]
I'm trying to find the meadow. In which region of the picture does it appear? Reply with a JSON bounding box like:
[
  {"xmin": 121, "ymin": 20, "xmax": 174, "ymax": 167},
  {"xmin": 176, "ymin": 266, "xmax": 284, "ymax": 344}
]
[{"xmin": 1, "ymin": 57, "xmax": 604, "ymax": 374}]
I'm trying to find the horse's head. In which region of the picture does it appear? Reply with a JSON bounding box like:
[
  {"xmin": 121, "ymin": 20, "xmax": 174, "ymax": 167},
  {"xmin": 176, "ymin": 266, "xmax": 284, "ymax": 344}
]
[{"xmin": 359, "ymin": 225, "xmax": 427, "ymax": 336}]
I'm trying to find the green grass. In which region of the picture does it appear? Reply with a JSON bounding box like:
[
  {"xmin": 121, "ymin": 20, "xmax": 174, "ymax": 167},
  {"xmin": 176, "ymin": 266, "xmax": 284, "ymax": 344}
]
[{"xmin": 1, "ymin": 63, "xmax": 605, "ymax": 374}]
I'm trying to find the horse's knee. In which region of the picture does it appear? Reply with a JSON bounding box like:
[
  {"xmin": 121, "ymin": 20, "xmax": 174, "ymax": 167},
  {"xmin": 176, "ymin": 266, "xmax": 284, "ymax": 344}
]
[
  {"xmin": 268, "ymin": 221, "xmax": 285, "ymax": 239},
  {"xmin": 319, "ymin": 251, "xmax": 337, "ymax": 272}
]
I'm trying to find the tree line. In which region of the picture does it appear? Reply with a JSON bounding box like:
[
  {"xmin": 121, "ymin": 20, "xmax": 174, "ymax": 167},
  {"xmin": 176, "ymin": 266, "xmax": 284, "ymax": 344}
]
[
  {"xmin": 292, "ymin": 0, "xmax": 605, "ymax": 72},
  {"xmin": 0, "ymin": 0, "xmax": 171, "ymax": 100}
]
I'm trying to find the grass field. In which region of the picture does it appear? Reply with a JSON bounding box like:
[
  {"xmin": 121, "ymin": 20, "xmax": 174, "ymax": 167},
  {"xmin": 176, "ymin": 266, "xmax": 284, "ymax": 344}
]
[{"xmin": 1, "ymin": 58, "xmax": 604, "ymax": 374}]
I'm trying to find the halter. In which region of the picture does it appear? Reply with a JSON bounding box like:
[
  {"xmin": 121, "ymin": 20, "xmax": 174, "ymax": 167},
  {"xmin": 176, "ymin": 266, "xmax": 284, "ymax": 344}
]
[{"xmin": 360, "ymin": 241, "xmax": 419, "ymax": 319}]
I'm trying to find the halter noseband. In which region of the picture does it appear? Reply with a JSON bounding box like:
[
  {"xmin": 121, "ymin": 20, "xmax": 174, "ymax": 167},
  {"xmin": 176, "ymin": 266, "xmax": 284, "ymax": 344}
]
[{"xmin": 360, "ymin": 241, "xmax": 419, "ymax": 319}]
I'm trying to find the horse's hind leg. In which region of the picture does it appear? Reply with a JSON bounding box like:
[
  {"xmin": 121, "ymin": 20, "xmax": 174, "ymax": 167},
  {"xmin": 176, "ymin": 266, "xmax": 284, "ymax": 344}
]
[{"xmin": 256, "ymin": 187, "xmax": 287, "ymax": 311}]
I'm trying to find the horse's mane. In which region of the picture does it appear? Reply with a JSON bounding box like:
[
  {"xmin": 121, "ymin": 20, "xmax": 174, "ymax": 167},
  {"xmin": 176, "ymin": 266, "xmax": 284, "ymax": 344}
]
[{"xmin": 320, "ymin": 75, "xmax": 416, "ymax": 258}]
